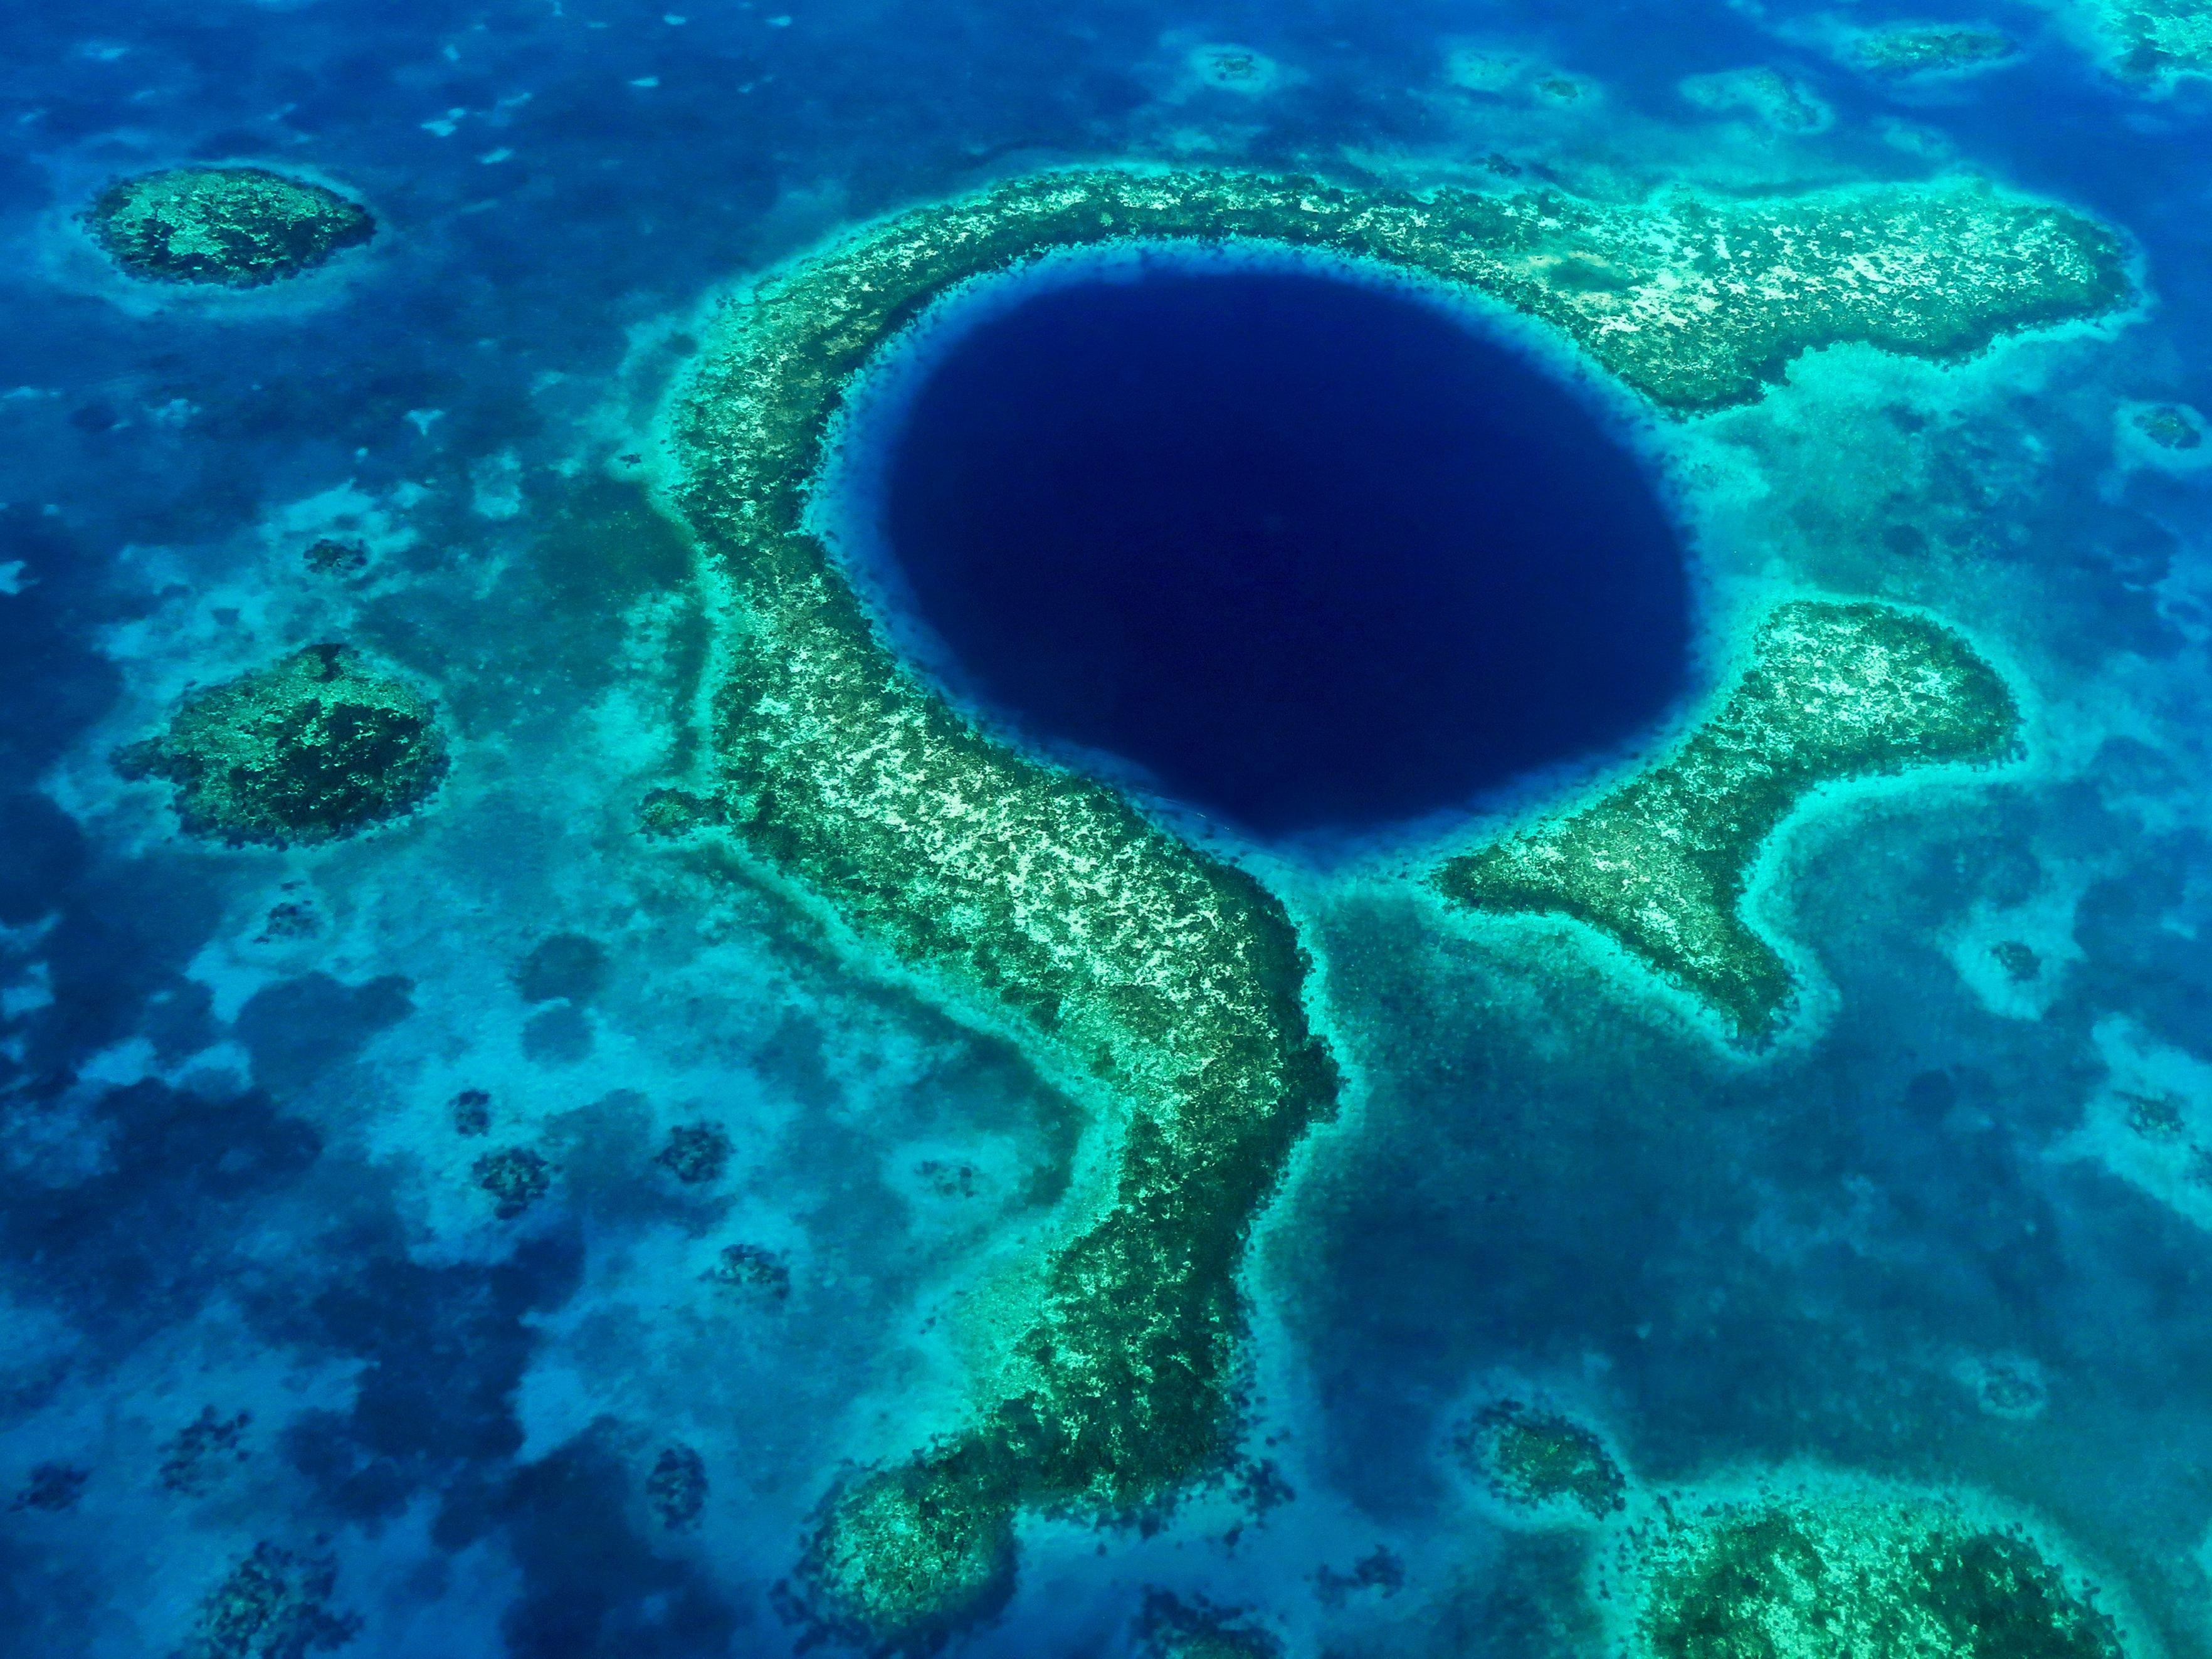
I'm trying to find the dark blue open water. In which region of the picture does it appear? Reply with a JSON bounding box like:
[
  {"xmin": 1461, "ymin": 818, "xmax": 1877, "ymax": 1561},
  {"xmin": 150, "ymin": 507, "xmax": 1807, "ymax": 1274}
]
[{"xmin": 882, "ymin": 268, "xmax": 1688, "ymax": 833}]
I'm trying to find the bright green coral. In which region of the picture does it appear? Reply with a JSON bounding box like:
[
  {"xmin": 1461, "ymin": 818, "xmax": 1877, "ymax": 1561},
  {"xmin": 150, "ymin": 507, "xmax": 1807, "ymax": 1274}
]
[
  {"xmin": 119, "ymin": 644, "xmax": 449, "ymax": 848},
  {"xmin": 1618, "ymin": 1484, "xmax": 2129, "ymax": 1659},
  {"xmin": 87, "ymin": 166, "xmax": 373, "ymax": 287},
  {"xmin": 661, "ymin": 167, "xmax": 2111, "ymax": 1645},
  {"xmin": 1435, "ymin": 601, "xmax": 2020, "ymax": 1039}
]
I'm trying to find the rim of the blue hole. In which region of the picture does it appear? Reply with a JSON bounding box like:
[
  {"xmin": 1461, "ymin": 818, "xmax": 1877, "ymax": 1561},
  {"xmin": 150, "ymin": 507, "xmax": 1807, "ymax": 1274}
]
[{"xmin": 804, "ymin": 234, "xmax": 1719, "ymax": 871}]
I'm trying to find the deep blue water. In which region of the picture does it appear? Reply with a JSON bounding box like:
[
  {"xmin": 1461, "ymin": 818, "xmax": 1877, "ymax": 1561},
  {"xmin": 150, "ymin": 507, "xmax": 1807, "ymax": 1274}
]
[{"xmin": 881, "ymin": 267, "xmax": 1688, "ymax": 833}]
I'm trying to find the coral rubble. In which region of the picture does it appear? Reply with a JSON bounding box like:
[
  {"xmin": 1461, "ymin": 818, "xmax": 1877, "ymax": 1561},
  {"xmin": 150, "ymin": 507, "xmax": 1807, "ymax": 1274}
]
[
  {"xmin": 1436, "ymin": 601, "xmax": 2020, "ymax": 1038},
  {"xmin": 665, "ymin": 166, "xmax": 2107, "ymax": 1644},
  {"xmin": 118, "ymin": 645, "xmax": 448, "ymax": 848},
  {"xmin": 87, "ymin": 167, "xmax": 372, "ymax": 288}
]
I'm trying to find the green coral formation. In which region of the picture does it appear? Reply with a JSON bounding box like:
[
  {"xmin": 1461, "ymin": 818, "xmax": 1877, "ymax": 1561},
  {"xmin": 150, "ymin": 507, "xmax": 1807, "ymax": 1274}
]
[
  {"xmin": 118, "ymin": 644, "xmax": 449, "ymax": 848},
  {"xmin": 796, "ymin": 1440, "xmax": 1020, "ymax": 1651},
  {"xmin": 1457, "ymin": 1399, "xmax": 1627, "ymax": 1520},
  {"xmin": 2134, "ymin": 402, "xmax": 2204, "ymax": 450},
  {"xmin": 661, "ymin": 167, "xmax": 2107, "ymax": 1645},
  {"xmin": 1436, "ymin": 601, "xmax": 2020, "ymax": 1039},
  {"xmin": 1620, "ymin": 1486, "xmax": 2129, "ymax": 1659},
  {"xmin": 87, "ymin": 166, "xmax": 372, "ymax": 287},
  {"xmin": 2067, "ymin": 0, "xmax": 2212, "ymax": 89},
  {"xmin": 1853, "ymin": 25, "xmax": 2021, "ymax": 75}
]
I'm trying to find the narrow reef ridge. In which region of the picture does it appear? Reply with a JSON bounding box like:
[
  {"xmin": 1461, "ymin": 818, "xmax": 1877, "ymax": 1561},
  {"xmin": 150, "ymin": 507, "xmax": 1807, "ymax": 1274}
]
[
  {"xmin": 87, "ymin": 166, "xmax": 373, "ymax": 287},
  {"xmin": 118, "ymin": 644, "xmax": 449, "ymax": 847},
  {"xmin": 1435, "ymin": 601, "xmax": 2020, "ymax": 1039},
  {"xmin": 663, "ymin": 167, "xmax": 2095, "ymax": 1647},
  {"xmin": 1613, "ymin": 1482, "xmax": 2132, "ymax": 1659},
  {"xmin": 1852, "ymin": 24, "xmax": 2021, "ymax": 75}
]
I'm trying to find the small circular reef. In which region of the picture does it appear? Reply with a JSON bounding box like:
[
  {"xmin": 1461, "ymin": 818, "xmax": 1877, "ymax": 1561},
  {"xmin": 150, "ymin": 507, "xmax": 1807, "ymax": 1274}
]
[
  {"xmin": 119, "ymin": 644, "xmax": 448, "ymax": 846},
  {"xmin": 87, "ymin": 166, "xmax": 373, "ymax": 287}
]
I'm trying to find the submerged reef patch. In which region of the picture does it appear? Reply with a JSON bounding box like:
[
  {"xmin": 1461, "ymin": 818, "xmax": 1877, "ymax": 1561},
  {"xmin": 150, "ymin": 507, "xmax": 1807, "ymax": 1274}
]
[
  {"xmin": 1456, "ymin": 1399, "xmax": 1627, "ymax": 1521},
  {"xmin": 118, "ymin": 645, "xmax": 449, "ymax": 848},
  {"xmin": 473, "ymin": 1148, "xmax": 552, "ymax": 1219},
  {"xmin": 2133, "ymin": 402, "xmax": 2204, "ymax": 450},
  {"xmin": 87, "ymin": 166, "xmax": 373, "ymax": 288},
  {"xmin": 664, "ymin": 167, "xmax": 2103, "ymax": 1647},
  {"xmin": 1613, "ymin": 1482, "xmax": 2130, "ymax": 1659},
  {"xmin": 1139, "ymin": 1589, "xmax": 1283, "ymax": 1659},
  {"xmin": 1851, "ymin": 24, "xmax": 2021, "ymax": 75},
  {"xmin": 1679, "ymin": 67, "xmax": 1834, "ymax": 134},
  {"xmin": 2063, "ymin": 0, "xmax": 2212, "ymax": 88},
  {"xmin": 1436, "ymin": 601, "xmax": 2020, "ymax": 1040},
  {"xmin": 183, "ymin": 1541, "xmax": 361, "ymax": 1659},
  {"xmin": 646, "ymin": 1443, "xmax": 708, "ymax": 1530}
]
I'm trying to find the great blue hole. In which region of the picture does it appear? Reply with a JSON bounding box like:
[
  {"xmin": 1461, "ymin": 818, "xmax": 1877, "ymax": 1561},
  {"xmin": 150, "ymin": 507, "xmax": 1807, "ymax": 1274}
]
[{"xmin": 868, "ymin": 260, "xmax": 1690, "ymax": 837}]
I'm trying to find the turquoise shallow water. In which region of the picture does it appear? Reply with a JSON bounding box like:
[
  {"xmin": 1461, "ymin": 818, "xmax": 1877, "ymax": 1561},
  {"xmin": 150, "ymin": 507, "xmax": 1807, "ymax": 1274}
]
[{"xmin": 3, "ymin": 1, "xmax": 2212, "ymax": 1656}]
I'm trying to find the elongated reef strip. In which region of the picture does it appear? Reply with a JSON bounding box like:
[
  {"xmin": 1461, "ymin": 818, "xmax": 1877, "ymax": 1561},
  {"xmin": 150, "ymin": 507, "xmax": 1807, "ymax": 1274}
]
[
  {"xmin": 1435, "ymin": 601, "xmax": 2020, "ymax": 1038},
  {"xmin": 664, "ymin": 167, "xmax": 2102, "ymax": 1644}
]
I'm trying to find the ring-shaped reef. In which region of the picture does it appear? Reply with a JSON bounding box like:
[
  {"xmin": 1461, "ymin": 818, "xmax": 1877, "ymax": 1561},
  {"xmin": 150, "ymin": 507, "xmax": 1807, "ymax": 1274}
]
[{"xmin": 660, "ymin": 167, "xmax": 2124, "ymax": 1650}]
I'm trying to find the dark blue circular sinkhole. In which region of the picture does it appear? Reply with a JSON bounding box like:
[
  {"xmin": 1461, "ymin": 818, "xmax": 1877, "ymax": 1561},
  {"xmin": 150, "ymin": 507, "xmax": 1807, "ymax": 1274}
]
[{"xmin": 875, "ymin": 262, "xmax": 1690, "ymax": 837}]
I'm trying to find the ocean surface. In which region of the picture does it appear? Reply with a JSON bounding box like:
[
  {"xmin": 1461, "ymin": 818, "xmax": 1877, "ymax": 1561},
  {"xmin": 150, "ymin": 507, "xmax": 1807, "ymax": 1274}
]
[{"xmin": 3, "ymin": 1, "xmax": 2212, "ymax": 1656}]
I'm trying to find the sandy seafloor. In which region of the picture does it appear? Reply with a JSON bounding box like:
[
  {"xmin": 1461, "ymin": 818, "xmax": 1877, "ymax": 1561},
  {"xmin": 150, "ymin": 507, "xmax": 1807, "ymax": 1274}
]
[{"xmin": 5, "ymin": 0, "xmax": 2212, "ymax": 1654}]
